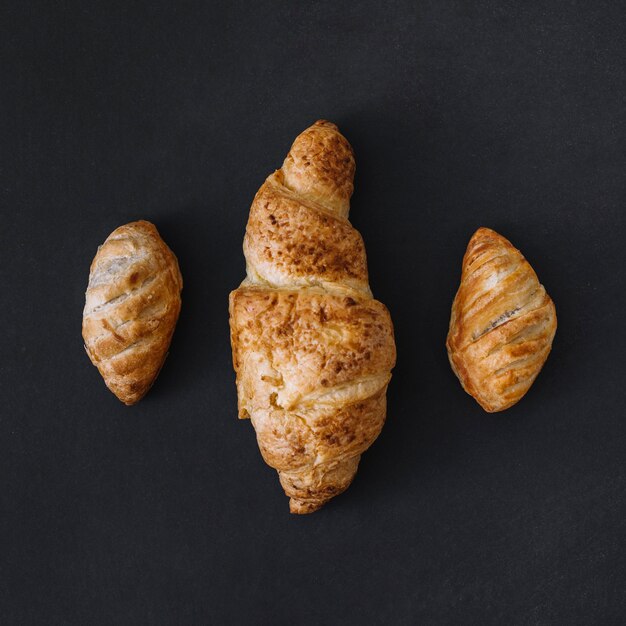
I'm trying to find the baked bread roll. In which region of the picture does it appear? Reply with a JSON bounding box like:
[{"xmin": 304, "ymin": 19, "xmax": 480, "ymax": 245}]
[
  {"xmin": 446, "ymin": 227, "xmax": 556, "ymax": 412},
  {"xmin": 82, "ymin": 220, "xmax": 183, "ymax": 405},
  {"xmin": 229, "ymin": 121, "xmax": 396, "ymax": 513}
]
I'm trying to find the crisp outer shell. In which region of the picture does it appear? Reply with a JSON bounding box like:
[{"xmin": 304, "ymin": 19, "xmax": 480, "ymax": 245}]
[
  {"xmin": 446, "ymin": 227, "xmax": 557, "ymax": 412},
  {"xmin": 230, "ymin": 288, "xmax": 394, "ymax": 472},
  {"xmin": 243, "ymin": 172, "xmax": 370, "ymax": 295},
  {"xmin": 82, "ymin": 220, "xmax": 183, "ymax": 405}
]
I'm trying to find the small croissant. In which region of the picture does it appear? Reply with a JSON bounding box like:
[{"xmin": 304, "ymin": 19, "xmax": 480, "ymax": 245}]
[
  {"xmin": 229, "ymin": 121, "xmax": 396, "ymax": 513},
  {"xmin": 447, "ymin": 227, "xmax": 557, "ymax": 412},
  {"xmin": 82, "ymin": 220, "xmax": 183, "ymax": 405}
]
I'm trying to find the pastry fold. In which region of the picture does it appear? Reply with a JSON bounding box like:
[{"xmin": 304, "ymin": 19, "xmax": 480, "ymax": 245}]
[
  {"xmin": 446, "ymin": 227, "xmax": 556, "ymax": 412},
  {"xmin": 230, "ymin": 121, "xmax": 396, "ymax": 513},
  {"xmin": 82, "ymin": 220, "xmax": 182, "ymax": 405}
]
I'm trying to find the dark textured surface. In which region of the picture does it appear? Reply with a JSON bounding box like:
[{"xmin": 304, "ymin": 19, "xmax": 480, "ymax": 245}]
[{"xmin": 2, "ymin": 2, "xmax": 625, "ymax": 624}]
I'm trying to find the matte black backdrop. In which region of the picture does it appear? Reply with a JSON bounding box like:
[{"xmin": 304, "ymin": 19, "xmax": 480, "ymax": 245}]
[{"xmin": 2, "ymin": 1, "xmax": 625, "ymax": 624}]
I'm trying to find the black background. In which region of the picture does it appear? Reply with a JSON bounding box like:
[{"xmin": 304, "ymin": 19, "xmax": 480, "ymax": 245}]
[{"xmin": 2, "ymin": 1, "xmax": 626, "ymax": 624}]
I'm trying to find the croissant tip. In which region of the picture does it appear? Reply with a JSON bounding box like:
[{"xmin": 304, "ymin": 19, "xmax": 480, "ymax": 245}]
[
  {"xmin": 312, "ymin": 119, "xmax": 338, "ymax": 130},
  {"xmin": 116, "ymin": 392, "xmax": 143, "ymax": 406},
  {"xmin": 289, "ymin": 498, "xmax": 323, "ymax": 515},
  {"xmin": 478, "ymin": 401, "xmax": 505, "ymax": 413},
  {"xmin": 479, "ymin": 399, "xmax": 517, "ymax": 413},
  {"xmin": 123, "ymin": 219, "xmax": 158, "ymax": 233},
  {"xmin": 467, "ymin": 228, "xmax": 514, "ymax": 256},
  {"xmin": 472, "ymin": 226, "xmax": 498, "ymax": 239},
  {"xmin": 109, "ymin": 384, "xmax": 148, "ymax": 406}
]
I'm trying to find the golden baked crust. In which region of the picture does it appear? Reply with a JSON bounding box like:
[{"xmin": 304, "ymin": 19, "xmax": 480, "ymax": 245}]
[
  {"xmin": 446, "ymin": 227, "xmax": 557, "ymax": 412},
  {"xmin": 230, "ymin": 121, "xmax": 396, "ymax": 513},
  {"xmin": 82, "ymin": 220, "xmax": 183, "ymax": 405}
]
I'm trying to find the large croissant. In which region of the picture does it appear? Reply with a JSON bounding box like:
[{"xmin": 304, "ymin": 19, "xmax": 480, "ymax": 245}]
[
  {"xmin": 83, "ymin": 220, "xmax": 183, "ymax": 405},
  {"xmin": 446, "ymin": 227, "xmax": 556, "ymax": 412},
  {"xmin": 229, "ymin": 121, "xmax": 396, "ymax": 513}
]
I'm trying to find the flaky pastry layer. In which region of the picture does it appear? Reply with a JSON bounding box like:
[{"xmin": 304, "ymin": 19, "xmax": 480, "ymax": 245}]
[{"xmin": 447, "ymin": 227, "xmax": 556, "ymax": 412}]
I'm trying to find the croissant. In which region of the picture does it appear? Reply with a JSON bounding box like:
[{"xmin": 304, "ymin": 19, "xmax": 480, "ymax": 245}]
[
  {"xmin": 82, "ymin": 220, "xmax": 183, "ymax": 405},
  {"xmin": 229, "ymin": 120, "xmax": 396, "ymax": 514},
  {"xmin": 446, "ymin": 227, "xmax": 556, "ymax": 412}
]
